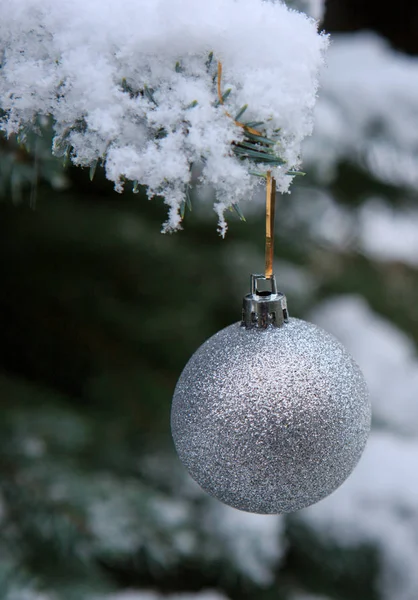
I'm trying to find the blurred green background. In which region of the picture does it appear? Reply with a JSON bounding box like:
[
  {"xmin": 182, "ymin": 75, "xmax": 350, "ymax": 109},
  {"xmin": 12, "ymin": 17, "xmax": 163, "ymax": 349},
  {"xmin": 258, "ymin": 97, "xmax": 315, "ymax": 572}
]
[{"xmin": 1, "ymin": 2, "xmax": 418, "ymax": 600}]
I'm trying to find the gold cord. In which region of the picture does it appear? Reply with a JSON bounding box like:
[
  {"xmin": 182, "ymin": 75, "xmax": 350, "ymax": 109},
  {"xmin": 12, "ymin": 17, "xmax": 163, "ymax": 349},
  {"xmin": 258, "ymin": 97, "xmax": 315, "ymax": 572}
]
[{"xmin": 265, "ymin": 171, "xmax": 276, "ymax": 279}]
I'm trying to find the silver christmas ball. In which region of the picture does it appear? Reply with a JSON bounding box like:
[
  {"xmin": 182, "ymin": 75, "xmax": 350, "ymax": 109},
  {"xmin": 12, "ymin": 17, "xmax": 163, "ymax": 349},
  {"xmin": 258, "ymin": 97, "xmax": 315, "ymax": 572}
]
[{"xmin": 171, "ymin": 277, "xmax": 371, "ymax": 514}]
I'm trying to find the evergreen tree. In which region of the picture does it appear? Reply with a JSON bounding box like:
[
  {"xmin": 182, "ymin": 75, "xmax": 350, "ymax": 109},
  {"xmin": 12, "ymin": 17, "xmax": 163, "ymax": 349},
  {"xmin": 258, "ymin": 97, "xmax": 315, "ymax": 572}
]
[{"xmin": 0, "ymin": 2, "xmax": 417, "ymax": 600}]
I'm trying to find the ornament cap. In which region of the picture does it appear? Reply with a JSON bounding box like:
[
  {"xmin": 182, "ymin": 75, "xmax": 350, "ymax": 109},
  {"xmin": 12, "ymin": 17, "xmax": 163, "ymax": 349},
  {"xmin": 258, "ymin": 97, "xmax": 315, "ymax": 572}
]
[{"xmin": 241, "ymin": 274, "xmax": 289, "ymax": 329}]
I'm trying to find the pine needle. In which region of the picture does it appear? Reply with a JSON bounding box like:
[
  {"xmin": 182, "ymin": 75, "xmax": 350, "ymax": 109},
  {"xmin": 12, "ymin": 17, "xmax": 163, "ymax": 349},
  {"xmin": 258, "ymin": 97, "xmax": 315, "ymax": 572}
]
[
  {"xmin": 232, "ymin": 202, "xmax": 246, "ymax": 221},
  {"xmin": 89, "ymin": 160, "xmax": 98, "ymax": 181}
]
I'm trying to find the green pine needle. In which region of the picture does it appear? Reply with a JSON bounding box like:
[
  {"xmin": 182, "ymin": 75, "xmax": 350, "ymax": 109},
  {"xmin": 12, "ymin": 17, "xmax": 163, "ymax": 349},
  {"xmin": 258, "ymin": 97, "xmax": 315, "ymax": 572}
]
[
  {"xmin": 232, "ymin": 203, "xmax": 246, "ymax": 221},
  {"xmin": 185, "ymin": 186, "xmax": 192, "ymax": 211},
  {"xmin": 287, "ymin": 170, "xmax": 306, "ymax": 176},
  {"xmin": 144, "ymin": 85, "xmax": 158, "ymax": 106},
  {"xmin": 206, "ymin": 51, "xmax": 214, "ymax": 71},
  {"xmin": 243, "ymin": 131, "xmax": 276, "ymax": 146},
  {"xmin": 180, "ymin": 185, "xmax": 192, "ymax": 219},
  {"xmin": 63, "ymin": 146, "xmax": 71, "ymax": 168},
  {"xmin": 245, "ymin": 121, "xmax": 265, "ymax": 128},
  {"xmin": 233, "ymin": 145, "xmax": 284, "ymax": 165},
  {"xmin": 249, "ymin": 170, "xmax": 268, "ymax": 178},
  {"xmin": 235, "ymin": 104, "xmax": 248, "ymax": 121},
  {"xmin": 222, "ymin": 88, "xmax": 232, "ymax": 102},
  {"xmin": 89, "ymin": 160, "xmax": 98, "ymax": 181},
  {"xmin": 214, "ymin": 88, "xmax": 232, "ymax": 107},
  {"xmin": 236, "ymin": 140, "xmax": 268, "ymax": 152}
]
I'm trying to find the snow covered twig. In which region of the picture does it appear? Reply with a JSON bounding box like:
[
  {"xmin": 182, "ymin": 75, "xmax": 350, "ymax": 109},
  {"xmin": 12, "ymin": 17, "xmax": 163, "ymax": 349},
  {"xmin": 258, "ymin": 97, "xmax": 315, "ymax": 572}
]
[{"xmin": 0, "ymin": 0, "xmax": 328, "ymax": 232}]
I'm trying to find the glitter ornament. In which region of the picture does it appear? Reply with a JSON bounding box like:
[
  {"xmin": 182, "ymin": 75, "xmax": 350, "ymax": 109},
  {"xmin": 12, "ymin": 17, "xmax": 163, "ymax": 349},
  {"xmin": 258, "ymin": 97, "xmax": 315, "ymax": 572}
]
[
  {"xmin": 171, "ymin": 274, "xmax": 371, "ymax": 514},
  {"xmin": 171, "ymin": 173, "xmax": 371, "ymax": 514}
]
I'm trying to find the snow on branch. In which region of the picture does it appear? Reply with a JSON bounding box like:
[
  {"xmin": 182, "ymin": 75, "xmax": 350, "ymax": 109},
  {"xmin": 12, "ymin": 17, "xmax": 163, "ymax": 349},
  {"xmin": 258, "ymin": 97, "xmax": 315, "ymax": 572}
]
[
  {"xmin": 0, "ymin": 0, "xmax": 328, "ymax": 232},
  {"xmin": 305, "ymin": 33, "xmax": 418, "ymax": 191}
]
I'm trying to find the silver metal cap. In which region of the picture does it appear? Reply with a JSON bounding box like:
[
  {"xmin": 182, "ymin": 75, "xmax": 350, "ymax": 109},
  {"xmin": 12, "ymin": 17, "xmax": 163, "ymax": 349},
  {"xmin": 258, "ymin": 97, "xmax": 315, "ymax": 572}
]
[{"xmin": 241, "ymin": 274, "xmax": 289, "ymax": 329}]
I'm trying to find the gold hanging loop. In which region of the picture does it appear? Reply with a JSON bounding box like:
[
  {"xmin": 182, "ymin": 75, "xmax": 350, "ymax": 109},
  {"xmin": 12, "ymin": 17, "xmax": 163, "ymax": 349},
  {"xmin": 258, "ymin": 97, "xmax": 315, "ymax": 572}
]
[{"xmin": 265, "ymin": 171, "xmax": 276, "ymax": 279}]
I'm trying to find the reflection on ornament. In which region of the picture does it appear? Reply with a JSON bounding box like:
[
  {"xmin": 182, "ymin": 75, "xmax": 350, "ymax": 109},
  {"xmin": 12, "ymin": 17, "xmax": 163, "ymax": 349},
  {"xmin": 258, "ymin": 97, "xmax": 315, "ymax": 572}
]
[{"xmin": 171, "ymin": 173, "xmax": 371, "ymax": 514}]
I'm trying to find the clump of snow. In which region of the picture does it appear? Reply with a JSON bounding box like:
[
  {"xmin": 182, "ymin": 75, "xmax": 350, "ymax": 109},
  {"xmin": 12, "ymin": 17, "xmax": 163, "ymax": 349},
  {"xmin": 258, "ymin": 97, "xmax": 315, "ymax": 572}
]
[
  {"xmin": 303, "ymin": 433, "xmax": 418, "ymax": 600},
  {"xmin": 88, "ymin": 476, "xmax": 200, "ymax": 566},
  {"xmin": 311, "ymin": 295, "xmax": 418, "ymax": 436},
  {"xmin": 0, "ymin": 0, "xmax": 328, "ymax": 233},
  {"xmin": 280, "ymin": 187, "xmax": 355, "ymax": 249},
  {"xmin": 359, "ymin": 198, "xmax": 418, "ymax": 267},
  {"xmin": 204, "ymin": 499, "xmax": 284, "ymax": 584},
  {"xmin": 305, "ymin": 33, "xmax": 418, "ymax": 190},
  {"xmin": 270, "ymin": 186, "xmax": 418, "ymax": 268},
  {"xmin": 86, "ymin": 465, "xmax": 283, "ymax": 582},
  {"xmin": 87, "ymin": 478, "xmax": 149, "ymax": 556},
  {"xmin": 305, "ymin": 296, "xmax": 418, "ymax": 600}
]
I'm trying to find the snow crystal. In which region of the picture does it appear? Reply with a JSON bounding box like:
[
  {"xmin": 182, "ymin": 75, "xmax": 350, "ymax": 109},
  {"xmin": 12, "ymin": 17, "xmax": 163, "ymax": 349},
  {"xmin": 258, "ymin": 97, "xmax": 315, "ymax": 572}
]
[
  {"xmin": 0, "ymin": 0, "xmax": 328, "ymax": 232},
  {"xmin": 305, "ymin": 296, "xmax": 418, "ymax": 600},
  {"xmin": 305, "ymin": 33, "xmax": 418, "ymax": 190}
]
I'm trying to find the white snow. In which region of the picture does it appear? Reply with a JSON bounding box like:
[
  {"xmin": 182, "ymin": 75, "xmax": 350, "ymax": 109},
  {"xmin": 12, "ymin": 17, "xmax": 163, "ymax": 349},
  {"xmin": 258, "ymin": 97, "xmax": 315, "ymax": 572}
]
[
  {"xmin": 0, "ymin": 0, "xmax": 328, "ymax": 233},
  {"xmin": 306, "ymin": 296, "xmax": 418, "ymax": 600},
  {"xmin": 311, "ymin": 295, "xmax": 418, "ymax": 436},
  {"xmin": 87, "ymin": 465, "xmax": 282, "ymax": 583},
  {"xmin": 204, "ymin": 499, "xmax": 284, "ymax": 584},
  {"xmin": 359, "ymin": 198, "xmax": 418, "ymax": 267},
  {"xmin": 285, "ymin": 187, "xmax": 355, "ymax": 249},
  {"xmin": 306, "ymin": 32, "xmax": 418, "ymax": 190},
  {"xmin": 269, "ymin": 184, "xmax": 418, "ymax": 269},
  {"xmin": 88, "ymin": 478, "xmax": 149, "ymax": 556},
  {"xmin": 303, "ymin": 432, "xmax": 418, "ymax": 600}
]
